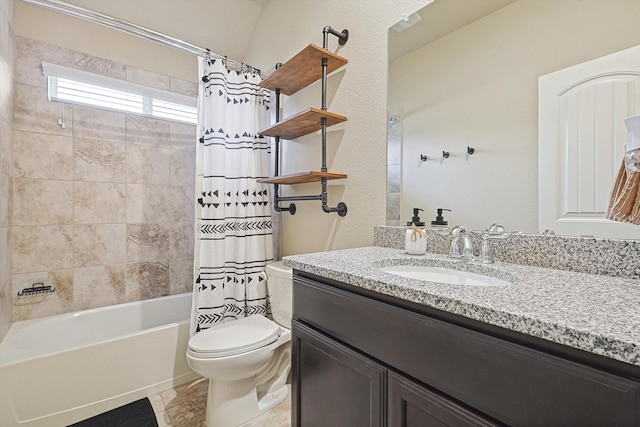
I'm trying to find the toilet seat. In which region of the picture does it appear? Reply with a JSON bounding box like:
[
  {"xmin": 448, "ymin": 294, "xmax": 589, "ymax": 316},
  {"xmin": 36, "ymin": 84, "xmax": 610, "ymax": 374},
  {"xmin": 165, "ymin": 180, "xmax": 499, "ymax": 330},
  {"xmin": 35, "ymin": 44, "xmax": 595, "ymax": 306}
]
[{"xmin": 188, "ymin": 315, "xmax": 282, "ymax": 358}]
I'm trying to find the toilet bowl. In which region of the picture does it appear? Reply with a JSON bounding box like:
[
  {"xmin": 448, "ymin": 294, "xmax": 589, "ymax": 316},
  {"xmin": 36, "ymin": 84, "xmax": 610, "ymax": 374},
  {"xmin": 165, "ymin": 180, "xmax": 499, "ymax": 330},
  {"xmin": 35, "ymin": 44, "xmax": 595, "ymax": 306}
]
[{"xmin": 187, "ymin": 261, "xmax": 292, "ymax": 427}]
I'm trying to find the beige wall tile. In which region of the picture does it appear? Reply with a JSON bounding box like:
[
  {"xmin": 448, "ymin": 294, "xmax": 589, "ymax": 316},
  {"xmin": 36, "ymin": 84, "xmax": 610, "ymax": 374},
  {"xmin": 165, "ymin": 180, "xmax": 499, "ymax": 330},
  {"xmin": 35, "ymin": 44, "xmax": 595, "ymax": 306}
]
[
  {"xmin": 170, "ymin": 77, "xmax": 198, "ymax": 98},
  {"xmin": 14, "ymin": 36, "xmax": 75, "ymax": 88},
  {"xmin": 73, "ymin": 224, "xmax": 126, "ymax": 268},
  {"xmin": 126, "ymin": 261, "xmax": 169, "ymax": 301},
  {"xmin": 127, "ymin": 223, "xmax": 170, "ymax": 263},
  {"xmin": 11, "ymin": 37, "xmax": 198, "ymax": 321},
  {"xmin": 0, "ymin": 228, "xmax": 11, "ymax": 334},
  {"xmin": 0, "ymin": 117, "xmax": 12, "ymax": 176},
  {"xmin": 170, "ymin": 122, "xmax": 197, "ymax": 151},
  {"xmin": 127, "ymin": 67, "xmax": 170, "ymax": 90},
  {"xmin": 14, "ymin": 130, "xmax": 73, "ymax": 179},
  {"xmin": 12, "ymin": 225, "xmax": 73, "ymax": 273},
  {"xmin": 13, "ymin": 83, "xmax": 73, "ymax": 135},
  {"xmin": 73, "ymin": 105, "xmax": 126, "ymax": 143},
  {"xmin": 0, "ymin": 61, "xmax": 12, "ymax": 127},
  {"xmin": 170, "ymin": 149, "xmax": 195, "ymax": 187},
  {"xmin": 169, "ymin": 257, "xmax": 193, "ymax": 295},
  {"xmin": 0, "ymin": 173, "xmax": 9, "ymax": 228},
  {"xmin": 170, "ymin": 185, "xmax": 194, "ymax": 223},
  {"xmin": 73, "ymin": 181, "xmax": 126, "ymax": 224},
  {"xmin": 73, "ymin": 51, "xmax": 126, "ymax": 80},
  {"xmin": 13, "ymin": 179, "xmax": 73, "ymax": 225},
  {"xmin": 170, "ymin": 222, "xmax": 194, "ymax": 260},
  {"xmin": 74, "ymin": 138, "xmax": 126, "ymax": 182},
  {"xmin": 126, "ymin": 183, "xmax": 171, "ymax": 223},
  {"xmin": 126, "ymin": 115, "xmax": 171, "ymax": 148},
  {"xmin": 126, "ymin": 144, "xmax": 171, "ymax": 185},
  {"xmin": 11, "ymin": 269, "xmax": 73, "ymax": 321},
  {"xmin": 73, "ymin": 264, "xmax": 125, "ymax": 310},
  {"xmin": 0, "ymin": 0, "xmax": 11, "ymax": 339}
]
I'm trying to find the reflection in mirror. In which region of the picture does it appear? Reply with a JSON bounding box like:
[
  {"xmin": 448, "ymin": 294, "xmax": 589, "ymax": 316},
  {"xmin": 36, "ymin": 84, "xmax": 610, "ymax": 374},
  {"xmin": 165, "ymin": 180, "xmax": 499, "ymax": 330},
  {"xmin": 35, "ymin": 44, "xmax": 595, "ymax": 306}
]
[{"xmin": 387, "ymin": 0, "xmax": 640, "ymax": 238}]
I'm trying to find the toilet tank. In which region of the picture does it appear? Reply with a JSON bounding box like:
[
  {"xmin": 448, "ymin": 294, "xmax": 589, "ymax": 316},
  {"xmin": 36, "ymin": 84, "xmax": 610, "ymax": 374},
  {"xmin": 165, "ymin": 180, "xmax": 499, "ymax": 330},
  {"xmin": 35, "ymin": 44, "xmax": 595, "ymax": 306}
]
[{"xmin": 266, "ymin": 261, "xmax": 292, "ymax": 329}]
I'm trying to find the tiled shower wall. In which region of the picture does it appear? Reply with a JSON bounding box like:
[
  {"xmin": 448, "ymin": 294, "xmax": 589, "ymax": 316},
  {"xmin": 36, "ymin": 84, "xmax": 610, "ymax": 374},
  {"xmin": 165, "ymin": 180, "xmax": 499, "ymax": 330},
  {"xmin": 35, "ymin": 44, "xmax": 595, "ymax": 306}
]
[
  {"xmin": 0, "ymin": 0, "xmax": 15, "ymax": 339},
  {"xmin": 11, "ymin": 36, "xmax": 197, "ymax": 321}
]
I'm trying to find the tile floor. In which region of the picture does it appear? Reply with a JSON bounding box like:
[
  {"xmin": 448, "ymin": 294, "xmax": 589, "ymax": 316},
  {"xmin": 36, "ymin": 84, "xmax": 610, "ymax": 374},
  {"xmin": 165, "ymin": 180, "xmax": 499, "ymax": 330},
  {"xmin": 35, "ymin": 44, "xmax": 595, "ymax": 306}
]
[{"xmin": 149, "ymin": 378, "xmax": 291, "ymax": 427}]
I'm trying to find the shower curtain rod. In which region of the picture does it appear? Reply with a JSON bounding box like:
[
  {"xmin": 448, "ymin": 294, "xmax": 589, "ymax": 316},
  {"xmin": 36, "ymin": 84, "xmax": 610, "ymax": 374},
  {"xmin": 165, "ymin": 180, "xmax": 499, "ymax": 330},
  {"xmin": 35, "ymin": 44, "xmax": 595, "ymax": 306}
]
[{"xmin": 20, "ymin": 0, "xmax": 262, "ymax": 77}]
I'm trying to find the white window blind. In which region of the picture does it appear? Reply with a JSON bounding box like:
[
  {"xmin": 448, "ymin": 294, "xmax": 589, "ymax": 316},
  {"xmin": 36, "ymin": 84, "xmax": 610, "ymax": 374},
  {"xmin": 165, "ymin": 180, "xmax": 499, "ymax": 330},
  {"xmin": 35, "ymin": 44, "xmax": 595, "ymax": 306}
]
[{"xmin": 42, "ymin": 62, "xmax": 197, "ymax": 124}]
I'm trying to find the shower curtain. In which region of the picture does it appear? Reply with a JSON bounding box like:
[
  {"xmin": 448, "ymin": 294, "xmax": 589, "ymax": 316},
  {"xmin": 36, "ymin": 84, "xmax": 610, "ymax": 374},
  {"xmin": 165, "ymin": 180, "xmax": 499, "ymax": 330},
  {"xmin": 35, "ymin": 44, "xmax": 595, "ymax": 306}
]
[{"xmin": 191, "ymin": 56, "xmax": 273, "ymax": 334}]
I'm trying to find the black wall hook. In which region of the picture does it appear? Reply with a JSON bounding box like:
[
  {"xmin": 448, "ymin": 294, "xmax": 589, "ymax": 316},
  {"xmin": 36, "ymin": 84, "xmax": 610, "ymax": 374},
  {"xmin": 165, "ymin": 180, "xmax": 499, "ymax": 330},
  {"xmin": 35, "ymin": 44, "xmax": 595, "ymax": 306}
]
[
  {"xmin": 442, "ymin": 151, "xmax": 450, "ymax": 159},
  {"xmin": 420, "ymin": 154, "xmax": 428, "ymax": 161},
  {"xmin": 467, "ymin": 146, "xmax": 475, "ymax": 155}
]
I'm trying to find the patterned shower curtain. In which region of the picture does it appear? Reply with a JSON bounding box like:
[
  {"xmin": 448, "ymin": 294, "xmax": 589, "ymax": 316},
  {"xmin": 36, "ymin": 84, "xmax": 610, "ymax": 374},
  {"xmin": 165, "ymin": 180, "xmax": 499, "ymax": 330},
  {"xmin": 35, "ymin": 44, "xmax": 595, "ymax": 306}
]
[{"xmin": 191, "ymin": 56, "xmax": 273, "ymax": 335}]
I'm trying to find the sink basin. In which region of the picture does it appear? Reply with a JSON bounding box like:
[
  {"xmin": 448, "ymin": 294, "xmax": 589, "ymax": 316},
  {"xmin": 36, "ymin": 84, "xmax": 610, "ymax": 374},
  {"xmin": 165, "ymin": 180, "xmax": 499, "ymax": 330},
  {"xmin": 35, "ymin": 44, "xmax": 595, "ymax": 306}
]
[{"xmin": 380, "ymin": 265, "xmax": 513, "ymax": 287}]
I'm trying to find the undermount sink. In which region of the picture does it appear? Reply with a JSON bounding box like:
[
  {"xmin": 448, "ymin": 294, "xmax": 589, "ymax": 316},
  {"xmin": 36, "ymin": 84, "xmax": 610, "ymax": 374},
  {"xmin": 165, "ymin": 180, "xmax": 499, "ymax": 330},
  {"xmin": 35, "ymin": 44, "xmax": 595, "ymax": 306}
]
[{"xmin": 380, "ymin": 265, "xmax": 513, "ymax": 287}]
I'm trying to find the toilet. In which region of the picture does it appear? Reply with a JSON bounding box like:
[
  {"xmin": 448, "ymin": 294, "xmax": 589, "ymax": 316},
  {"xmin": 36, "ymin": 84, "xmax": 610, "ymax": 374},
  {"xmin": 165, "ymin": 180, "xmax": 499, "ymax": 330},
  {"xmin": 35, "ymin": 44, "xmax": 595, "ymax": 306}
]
[{"xmin": 186, "ymin": 261, "xmax": 293, "ymax": 427}]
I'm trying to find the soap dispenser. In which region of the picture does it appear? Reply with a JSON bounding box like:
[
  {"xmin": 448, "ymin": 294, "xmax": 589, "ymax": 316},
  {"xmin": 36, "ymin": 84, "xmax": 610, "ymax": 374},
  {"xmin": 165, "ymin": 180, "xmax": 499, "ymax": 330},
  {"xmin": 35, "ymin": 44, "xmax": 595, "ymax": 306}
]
[
  {"xmin": 405, "ymin": 208, "xmax": 427, "ymax": 255},
  {"xmin": 406, "ymin": 208, "xmax": 425, "ymax": 226},
  {"xmin": 430, "ymin": 208, "xmax": 451, "ymax": 233}
]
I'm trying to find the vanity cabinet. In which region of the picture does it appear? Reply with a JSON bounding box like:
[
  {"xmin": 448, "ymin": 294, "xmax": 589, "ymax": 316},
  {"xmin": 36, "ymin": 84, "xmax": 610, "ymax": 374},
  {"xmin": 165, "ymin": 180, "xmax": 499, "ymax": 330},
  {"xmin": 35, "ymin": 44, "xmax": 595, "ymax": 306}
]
[{"xmin": 291, "ymin": 273, "xmax": 640, "ymax": 427}]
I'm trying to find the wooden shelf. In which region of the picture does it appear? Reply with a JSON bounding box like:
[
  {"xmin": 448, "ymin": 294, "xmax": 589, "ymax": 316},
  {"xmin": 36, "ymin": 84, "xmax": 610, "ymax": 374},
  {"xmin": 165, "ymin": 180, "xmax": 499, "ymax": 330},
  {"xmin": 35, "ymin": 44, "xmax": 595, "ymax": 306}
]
[
  {"xmin": 258, "ymin": 107, "xmax": 347, "ymax": 140},
  {"xmin": 258, "ymin": 171, "xmax": 347, "ymax": 185},
  {"xmin": 259, "ymin": 44, "xmax": 348, "ymax": 95}
]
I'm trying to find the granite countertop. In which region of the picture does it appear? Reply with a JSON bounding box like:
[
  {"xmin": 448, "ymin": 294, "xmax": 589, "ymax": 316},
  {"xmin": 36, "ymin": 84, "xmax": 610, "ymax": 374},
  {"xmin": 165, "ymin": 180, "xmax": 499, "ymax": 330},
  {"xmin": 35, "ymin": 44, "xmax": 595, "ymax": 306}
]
[{"xmin": 283, "ymin": 246, "xmax": 640, "ymax": 367}]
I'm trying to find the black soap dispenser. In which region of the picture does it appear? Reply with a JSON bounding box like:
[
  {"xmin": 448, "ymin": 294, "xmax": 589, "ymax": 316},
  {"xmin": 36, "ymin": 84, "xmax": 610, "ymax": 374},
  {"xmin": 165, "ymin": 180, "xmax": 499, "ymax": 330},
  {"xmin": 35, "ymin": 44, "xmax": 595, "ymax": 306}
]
[
  {"xmin": 407, "ymin": 208, "xmax": 425, "ymax": 226},
  {"xmin": 431, "ymin": 208, "xmax": 451, "ymax": 230}
]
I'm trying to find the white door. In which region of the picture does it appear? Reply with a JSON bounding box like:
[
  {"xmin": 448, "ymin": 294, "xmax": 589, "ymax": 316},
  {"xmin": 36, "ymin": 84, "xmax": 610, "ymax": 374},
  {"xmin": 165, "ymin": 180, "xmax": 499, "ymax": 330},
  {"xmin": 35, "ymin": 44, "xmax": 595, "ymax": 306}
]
[{"xmin": 539, "ymin": 44, "xmax": 640, "ymax": 239}]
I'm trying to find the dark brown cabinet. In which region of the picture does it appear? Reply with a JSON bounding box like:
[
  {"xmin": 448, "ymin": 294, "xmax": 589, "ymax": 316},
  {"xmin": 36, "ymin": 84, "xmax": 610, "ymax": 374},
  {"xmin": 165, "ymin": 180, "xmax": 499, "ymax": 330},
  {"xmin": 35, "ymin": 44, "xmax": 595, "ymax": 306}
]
[
  {"xmin": 388, "ymin": 372, "xmax": 499, "ymax": 427},
  {"xmin": 292, "ymin": 273, "xmax": 640, "ymax": 427},
  {"xmin": 292, "ymin": 320, "xmax": 385, "ymax": 427}
]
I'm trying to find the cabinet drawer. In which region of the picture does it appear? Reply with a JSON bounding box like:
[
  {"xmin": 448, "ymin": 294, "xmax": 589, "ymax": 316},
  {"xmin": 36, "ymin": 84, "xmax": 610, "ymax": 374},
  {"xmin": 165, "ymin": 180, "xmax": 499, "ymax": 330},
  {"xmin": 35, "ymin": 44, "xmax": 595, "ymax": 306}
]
[{"xmin": 294, "ymin": 275, "xmax": 640, "ymax": 426}]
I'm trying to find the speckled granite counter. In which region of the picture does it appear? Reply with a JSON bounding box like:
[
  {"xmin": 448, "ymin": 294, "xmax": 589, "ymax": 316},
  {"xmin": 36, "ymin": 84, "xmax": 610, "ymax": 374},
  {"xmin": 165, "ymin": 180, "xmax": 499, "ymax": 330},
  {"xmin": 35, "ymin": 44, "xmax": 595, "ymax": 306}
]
[{"xmin": 283, "ymin": 246, "xmax": 640, "ymax": 367}]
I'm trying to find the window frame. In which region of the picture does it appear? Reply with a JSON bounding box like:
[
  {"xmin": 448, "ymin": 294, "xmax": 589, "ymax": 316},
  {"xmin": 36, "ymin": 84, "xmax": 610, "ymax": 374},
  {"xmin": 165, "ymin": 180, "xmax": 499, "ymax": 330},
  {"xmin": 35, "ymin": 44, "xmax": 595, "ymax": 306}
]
[{"xmin": 42, "ymin": 62, "xmax": 197, "ymax": 124}]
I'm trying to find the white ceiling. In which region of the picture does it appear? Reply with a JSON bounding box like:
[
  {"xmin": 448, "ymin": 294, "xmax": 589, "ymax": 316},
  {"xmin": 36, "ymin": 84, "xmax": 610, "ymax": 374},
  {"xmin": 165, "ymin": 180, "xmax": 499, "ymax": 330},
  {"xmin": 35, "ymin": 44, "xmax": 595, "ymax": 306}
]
[
  {"xmin": 389, "ymin": 0, "xmax": 515, "ymax": 63},
  {"xmin": 57, "ymin": 0, "xmax": 269, "ymax": 63}
]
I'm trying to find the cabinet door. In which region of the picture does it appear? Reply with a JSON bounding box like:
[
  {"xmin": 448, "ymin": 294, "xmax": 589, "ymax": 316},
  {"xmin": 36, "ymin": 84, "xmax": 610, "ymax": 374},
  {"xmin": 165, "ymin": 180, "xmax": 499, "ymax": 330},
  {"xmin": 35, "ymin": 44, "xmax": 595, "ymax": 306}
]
[
  {"xmin": 388, "ymin": 372, "xmax": 500, "ymax": 427},
  {"xmin": 292, "ymin": 320, "xmax": 386, "ymax": 427}
]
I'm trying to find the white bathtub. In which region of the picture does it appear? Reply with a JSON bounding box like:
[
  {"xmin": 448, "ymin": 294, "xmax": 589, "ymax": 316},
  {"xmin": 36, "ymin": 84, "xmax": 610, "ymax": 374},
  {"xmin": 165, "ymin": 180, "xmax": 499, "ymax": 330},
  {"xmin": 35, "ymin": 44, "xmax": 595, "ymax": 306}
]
[{"xmin": 0, "ymin": 293, "xmax": 199, "ymax": 427}]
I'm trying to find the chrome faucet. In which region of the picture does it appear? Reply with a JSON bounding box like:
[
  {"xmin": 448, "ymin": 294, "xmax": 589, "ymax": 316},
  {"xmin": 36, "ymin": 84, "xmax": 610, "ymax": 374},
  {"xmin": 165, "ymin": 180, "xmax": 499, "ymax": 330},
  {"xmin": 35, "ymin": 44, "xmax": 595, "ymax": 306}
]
[{"xmin": 448, "ymin": 225, "xmax": 475, "ymax": 261}]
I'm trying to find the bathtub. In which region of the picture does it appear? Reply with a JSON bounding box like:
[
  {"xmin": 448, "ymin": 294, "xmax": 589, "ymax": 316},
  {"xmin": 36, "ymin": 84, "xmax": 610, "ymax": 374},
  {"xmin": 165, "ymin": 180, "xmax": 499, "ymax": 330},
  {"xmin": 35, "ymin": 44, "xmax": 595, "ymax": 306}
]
[{"xmin": 0, "ymin": 293, "xmax": 200, "ymax": 427}]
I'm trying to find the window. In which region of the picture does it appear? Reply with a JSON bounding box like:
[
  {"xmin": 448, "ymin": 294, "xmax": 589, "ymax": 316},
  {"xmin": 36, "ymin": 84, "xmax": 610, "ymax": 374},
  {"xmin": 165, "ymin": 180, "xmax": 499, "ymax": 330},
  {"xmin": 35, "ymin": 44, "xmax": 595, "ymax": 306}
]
[{"xmin": 42, "ymin": 62, "xmax": 197, "ymax": 124}]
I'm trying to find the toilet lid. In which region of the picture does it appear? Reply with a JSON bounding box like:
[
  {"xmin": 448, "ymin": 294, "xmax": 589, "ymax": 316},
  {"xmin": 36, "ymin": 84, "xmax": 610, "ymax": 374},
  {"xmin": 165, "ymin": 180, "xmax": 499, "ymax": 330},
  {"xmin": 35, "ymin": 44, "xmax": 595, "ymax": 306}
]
[{"xmin": 188, "ymin": 315, "xmax": 282, "ymax": 358}]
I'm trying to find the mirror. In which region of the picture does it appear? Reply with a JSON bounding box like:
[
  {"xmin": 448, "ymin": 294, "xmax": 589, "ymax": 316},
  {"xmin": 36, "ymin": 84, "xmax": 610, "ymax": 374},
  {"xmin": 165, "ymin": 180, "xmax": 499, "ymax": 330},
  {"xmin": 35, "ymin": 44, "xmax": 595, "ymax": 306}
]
[{"xmin": 387, "ymin": 0, "xmax": 640, "ymax": 237}]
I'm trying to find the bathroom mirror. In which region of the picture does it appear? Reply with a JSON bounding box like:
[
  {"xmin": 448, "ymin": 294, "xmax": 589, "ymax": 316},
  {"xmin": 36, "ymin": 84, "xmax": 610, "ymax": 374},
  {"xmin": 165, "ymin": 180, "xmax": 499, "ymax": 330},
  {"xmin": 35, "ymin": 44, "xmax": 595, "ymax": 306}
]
[{"xmin": 388, "ymin": 0, "xmax": 640, "ymax": 238}]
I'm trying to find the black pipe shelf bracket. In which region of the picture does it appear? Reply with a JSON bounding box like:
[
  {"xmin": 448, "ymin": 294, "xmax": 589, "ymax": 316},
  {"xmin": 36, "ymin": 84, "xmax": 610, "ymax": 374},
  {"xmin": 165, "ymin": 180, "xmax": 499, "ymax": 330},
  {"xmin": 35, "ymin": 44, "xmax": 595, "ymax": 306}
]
[{"xmin": 256, "ymin": 27, "xmax": 349, "ymax": 217}]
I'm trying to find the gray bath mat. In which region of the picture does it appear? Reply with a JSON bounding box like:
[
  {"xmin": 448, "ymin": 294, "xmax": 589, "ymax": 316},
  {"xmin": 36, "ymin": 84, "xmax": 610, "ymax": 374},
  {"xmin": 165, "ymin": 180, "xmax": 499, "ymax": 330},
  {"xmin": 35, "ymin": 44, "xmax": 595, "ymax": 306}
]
[{"xmin": 67, "ymin": 397, "xmax": 158, "ymax": 427}]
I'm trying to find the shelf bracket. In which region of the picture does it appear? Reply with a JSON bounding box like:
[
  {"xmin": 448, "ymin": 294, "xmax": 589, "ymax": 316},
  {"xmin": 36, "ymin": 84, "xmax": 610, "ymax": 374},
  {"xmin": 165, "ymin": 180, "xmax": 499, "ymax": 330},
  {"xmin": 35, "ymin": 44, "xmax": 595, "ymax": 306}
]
[{"xmin": 323, "ymin": 26, "xmax": 349, "ymax": 48}]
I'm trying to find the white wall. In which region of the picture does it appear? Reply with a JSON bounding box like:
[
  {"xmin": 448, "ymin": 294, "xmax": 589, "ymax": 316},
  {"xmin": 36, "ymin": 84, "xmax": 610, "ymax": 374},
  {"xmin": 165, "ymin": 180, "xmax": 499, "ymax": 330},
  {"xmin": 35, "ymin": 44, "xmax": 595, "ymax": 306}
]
[
  {"xmin": 390, "ymin": 0, "xmax": 640, "ymax": 233},
  {"xmin": 245, "ymin": 0, "xmax": 427, "ymax": 256}
]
